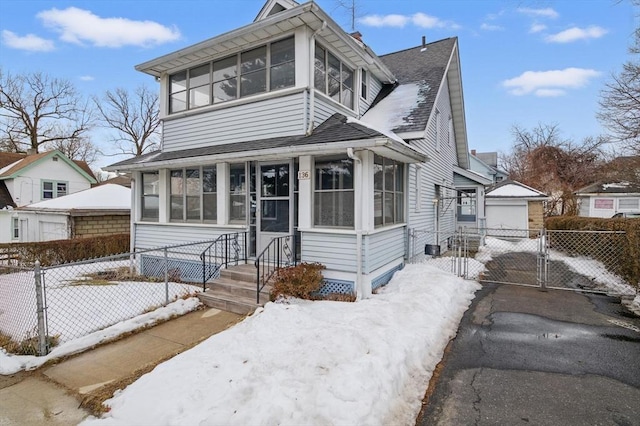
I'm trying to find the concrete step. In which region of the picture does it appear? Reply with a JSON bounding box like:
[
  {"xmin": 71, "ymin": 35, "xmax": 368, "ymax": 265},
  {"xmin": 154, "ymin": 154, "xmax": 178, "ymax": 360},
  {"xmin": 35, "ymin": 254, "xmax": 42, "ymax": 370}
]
[
  {"xmin": 220, "ymin": 263, "xmax": 257, "ymax": 283},
  {"xmin": 197, "ymin": 288, "xmax": 270, "ymax": 316},
  {"xmin": 206, "ymin": 276, "xmax": 271, "ymax": 299}
]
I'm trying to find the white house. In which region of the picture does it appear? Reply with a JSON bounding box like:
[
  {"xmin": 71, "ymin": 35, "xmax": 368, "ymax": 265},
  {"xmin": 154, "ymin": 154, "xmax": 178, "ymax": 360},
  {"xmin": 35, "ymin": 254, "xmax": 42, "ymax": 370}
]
[
  {"xmin": 0, "ymin": 150, "xmax": 97, "ymax": 243},
  {"xmin": 576, "ymin": 181, "xmax": 640, "ymax": 218},
  {"xmin": 106, "ymin": 0, "xmax": 479, "ymax": 300},
  {"xmin": 13, "ymin": 184, "xmax": 131, "ymax": 242}
]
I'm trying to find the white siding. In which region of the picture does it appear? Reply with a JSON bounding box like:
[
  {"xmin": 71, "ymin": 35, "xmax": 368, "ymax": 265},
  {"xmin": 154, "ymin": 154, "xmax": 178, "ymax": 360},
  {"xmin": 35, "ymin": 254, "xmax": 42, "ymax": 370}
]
[
  {"xmin": 162, "ymin": 92, "xmax": 306, "ymax": 152},
  {"xmin": 407, "ymin": 78, "xmax": 457, "ymax": 249},
  {"xmin": 358, "ymin": 74, "xmax": 383, "ymax": 116},
  {"xmin": 312, "ymin": 94, "xmax": 357, "ymax": 128},
  {"xmin": 135, "ymin": 223, "xmax": 241, "ymax": 249},
  {"xmin": 300, "ymin": 231, "xmax": 356, "ymax": 271},
  {"xmin": 364, "ymin": 227, "xmax": 405, "ymax": 273}
]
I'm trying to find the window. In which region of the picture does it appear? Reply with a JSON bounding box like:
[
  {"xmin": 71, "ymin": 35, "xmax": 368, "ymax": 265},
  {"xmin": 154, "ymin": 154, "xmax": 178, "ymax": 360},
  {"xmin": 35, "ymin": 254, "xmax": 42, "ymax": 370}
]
[
  {"xmin": 141, "ymin": 171, "xmax": 160, "ymax": 221},
  {"xmin": 374, "ymin": 155, "xmax": 404, "ymax": 227},
  {"xmin": 619, "ymin": 198, "xmax": 639, "ymax": 210},
  {"xmin": 361, "ymin": 69, "xmax": 368, "ymax": 100},
  {"xmin": 170, "ymin": 167, "xmax": 217, "ymax": 222},
  {"xmin": 457, "ymin": 189, "xmax": 477, "ymax": 222},
  {"xmin": 169, "ymin": 36, "xmax": 295, "ymax": 113},
  {"xmin": 314, "ymin": 156, "xmax": 354, "ymax": 228},
  {"xmin": 314, "ymin": 42, "xmax": 354, "ymax": 109},
  {"xmin": 12, "ymin": 217, "xmax": 19, "ymax": 240},
  {"xmin": 41, "ymin": 180, "xmax": 67, "ymax": 200},
  {"xmin": 230, "ymin": 163, "xmax": 247, "ymax": 223},
  {"xmin": 594, "ymin": 199, "xmax": 614, "ymax": 209}
]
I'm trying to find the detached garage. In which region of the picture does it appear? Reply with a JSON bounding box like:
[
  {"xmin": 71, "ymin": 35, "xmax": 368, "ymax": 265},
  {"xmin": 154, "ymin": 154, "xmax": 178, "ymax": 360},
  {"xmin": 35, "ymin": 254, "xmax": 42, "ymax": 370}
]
[{"xmin": 485, "ymin": 180, "xmax": 548, "ymax": 231}]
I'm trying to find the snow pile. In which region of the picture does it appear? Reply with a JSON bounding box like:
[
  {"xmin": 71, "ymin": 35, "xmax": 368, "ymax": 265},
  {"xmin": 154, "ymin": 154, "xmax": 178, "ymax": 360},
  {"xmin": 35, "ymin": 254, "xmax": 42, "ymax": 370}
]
[
  {"xmin": 82, "ymin": 264, "xmax": 480, "ymax": 426},
  {"xmin": 360, "ymin": 82, "xmax": 426, "ymax": 133},
  {"xmin": 0, "ymin": 297, "xmax": 201, "ymax": 375}
]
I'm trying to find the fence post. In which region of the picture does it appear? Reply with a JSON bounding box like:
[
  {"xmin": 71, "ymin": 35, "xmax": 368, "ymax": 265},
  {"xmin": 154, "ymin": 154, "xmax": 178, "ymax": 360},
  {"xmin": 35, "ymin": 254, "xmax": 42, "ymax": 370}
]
[
  {"xmin": 164, "ymin": 247, "xmax": 169, "ymax": 304},
  {"xmin": 34, "ymin": 260, "xmax": 48, "ymax": 356},
  {"xmin": 538, "ymin": 229, "xmax": 548, "ymax": 292}
]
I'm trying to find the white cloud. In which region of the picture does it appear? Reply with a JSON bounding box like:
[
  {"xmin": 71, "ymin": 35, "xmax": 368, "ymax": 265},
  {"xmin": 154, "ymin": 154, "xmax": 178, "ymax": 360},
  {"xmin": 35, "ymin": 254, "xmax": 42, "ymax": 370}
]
[
  {"xmin": 79, "ymin": 75, "xmax": 94, "ymax": 81},
  {"xmin": 480, "ymin": 23, "xmax": 504, "ymax": 31},
  {"xmin": 1, "ymin": 30, "xmax": 54, "ymax": 52},
  {"xmin": 545, "ymin": 26, "xmax": 608, "ymax": 43},
  {"xmin": 535, "ymin": 88, "xmax": 566, "ymax": 97},
  {"xmin": 529, "ymin": 23, "xmax": 547, "ymax": 34},
  {"xmin": 517, "ymin": 7, "xmax": 559, "ymax": 19},
  {"xmin": 358, "ymin": 14, "xmax": 409, "ymax": 28},
  {"xmin": 502, "ymin": 67, "xmax": 601, "ymax": 96},
  {"xmin": 36, "ymin": 7, "xmax": 181, "ymax": 48},
  {"xmin": 358, "ymin": 13, "xmax": 458, "ymax": 29}
]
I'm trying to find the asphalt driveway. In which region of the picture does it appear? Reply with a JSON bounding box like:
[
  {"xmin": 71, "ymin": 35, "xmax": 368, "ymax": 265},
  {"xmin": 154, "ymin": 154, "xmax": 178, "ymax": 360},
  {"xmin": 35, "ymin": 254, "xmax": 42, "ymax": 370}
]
[{"xmin": 417, "ymin": 283, "xmax": 640, "ymax": 426}]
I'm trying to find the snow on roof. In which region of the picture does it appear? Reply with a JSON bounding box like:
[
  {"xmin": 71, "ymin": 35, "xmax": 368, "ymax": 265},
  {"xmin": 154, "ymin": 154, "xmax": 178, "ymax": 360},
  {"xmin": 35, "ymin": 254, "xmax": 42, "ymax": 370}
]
[
  {"xmin": 603, "ymin": 182, "xmax": 630, "ymax": 190},
  {"xmin": 360, "ymin": 83, "xmax": 425, "ymax": 135},
  {"xmin": 23, "ymin": 184, "xmax": 130, "ymax": 210},
  {"xmin": 0, "ymin": 159, "xmax": 21, "ymax": 176},
  {"xmin": 487, "ymin": 182, "xmax": 547, "ymax": 198},
  {"xmin": 345, "ymin": 116, "xmax": 404, "ymax": 144}
]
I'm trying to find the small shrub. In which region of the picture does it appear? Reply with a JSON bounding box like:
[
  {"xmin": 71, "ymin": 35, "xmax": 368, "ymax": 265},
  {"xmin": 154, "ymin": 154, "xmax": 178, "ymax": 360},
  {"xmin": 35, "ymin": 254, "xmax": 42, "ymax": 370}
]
[
  {"xmin": 322, "ymin": 292, "xmax": 356, "ymax": 302},
  {"xmin": 270, "ymin": 263, "xmax": 325, "ymax": 300},
  {"xmin": 0, "ymin": 331, "xmax": 60, "ymax": 356}
]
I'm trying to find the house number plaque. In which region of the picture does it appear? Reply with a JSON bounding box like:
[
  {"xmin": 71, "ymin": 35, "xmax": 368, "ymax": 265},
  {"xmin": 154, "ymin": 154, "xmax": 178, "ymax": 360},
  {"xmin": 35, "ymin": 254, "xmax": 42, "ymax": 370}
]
[{"xmin": 297, "ymin": 171, "xmax": 310, "ymax": 180}]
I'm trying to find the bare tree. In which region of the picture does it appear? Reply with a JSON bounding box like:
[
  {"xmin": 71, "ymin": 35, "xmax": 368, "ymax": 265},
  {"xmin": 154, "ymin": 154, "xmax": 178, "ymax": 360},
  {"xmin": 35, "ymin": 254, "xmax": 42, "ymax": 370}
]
[
  {"xmin": 598, "ymin": 1, "xmax": 640, "ymax": 154},
  {"xmin": 501, "ymin": 124, "xmax": 607, "ymax": 215},
  {"xmin": 48, "ymin": 136, "xmax": 97, "ymax": 165},
  {"xmin": 0, "ymin": 69, "xmax": 93, "ymax": 153},
  {"xmin": 93, "ymin": 86, "xmax": 160, "ymax": 157}
]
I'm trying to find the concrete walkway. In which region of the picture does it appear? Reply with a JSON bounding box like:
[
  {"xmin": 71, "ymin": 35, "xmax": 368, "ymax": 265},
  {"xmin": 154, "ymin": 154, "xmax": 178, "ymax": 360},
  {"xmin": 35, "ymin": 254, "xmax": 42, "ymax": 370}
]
[{"xmin": 0, "ymin": 307, "xmax": 243, "ymax": 425}]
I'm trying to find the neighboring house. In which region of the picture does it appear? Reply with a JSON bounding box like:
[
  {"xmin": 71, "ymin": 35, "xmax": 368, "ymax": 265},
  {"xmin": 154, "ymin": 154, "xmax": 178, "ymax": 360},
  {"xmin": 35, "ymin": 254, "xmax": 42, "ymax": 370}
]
[
  {"xmin": 452, "ymin": 166, "xmax": 491, "ymax": 230},
  {"xmin": 106, "ymin": 0, "xmax": 477, "ymax": 298},
  {"xmin": 12, "ymin": 184, "xmax": 130, "ymax": 242},
  {"xmin": 469, "ymin": 150, "xmax": 508, "ymax": 184},
  {"xmin": 575, "ymin": 182, "xmax": 640, "ymax": 218},
  {"xmin": 485, "ymin": 180, "xmax": 549, "ymax": 230},
  {"xmin": 0, "ymin": 150, "xmax": 97, "ymax": 243}
]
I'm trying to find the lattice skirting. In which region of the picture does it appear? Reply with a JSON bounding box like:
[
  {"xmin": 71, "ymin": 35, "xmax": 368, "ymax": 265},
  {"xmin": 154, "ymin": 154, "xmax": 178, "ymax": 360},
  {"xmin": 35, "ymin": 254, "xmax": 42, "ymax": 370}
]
[
  {"xmin": 371, "ymin": 264, "xmax": 404, "ymax": 291},
  {"xmin": 316, "ymin": 279, "xmax": 355, "ymax": 296},
  {"xmin": 140, "ymin": 255, "xmax": 219, "ymax": 284}
]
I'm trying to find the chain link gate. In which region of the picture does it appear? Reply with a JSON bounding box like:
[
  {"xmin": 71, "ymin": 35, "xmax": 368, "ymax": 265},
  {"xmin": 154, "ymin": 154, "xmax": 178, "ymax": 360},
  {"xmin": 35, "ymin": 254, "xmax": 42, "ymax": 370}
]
[{"xmin": 446, "ymin": 227, "xmax": 632, "ymax": 295}]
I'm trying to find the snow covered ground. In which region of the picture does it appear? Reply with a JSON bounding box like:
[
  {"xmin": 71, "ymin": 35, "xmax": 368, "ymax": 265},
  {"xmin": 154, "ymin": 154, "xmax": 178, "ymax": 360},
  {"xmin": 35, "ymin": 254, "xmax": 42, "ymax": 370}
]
[{"xmin": 81, "ymin": 263, "xmax": 480, "ymax": 426}]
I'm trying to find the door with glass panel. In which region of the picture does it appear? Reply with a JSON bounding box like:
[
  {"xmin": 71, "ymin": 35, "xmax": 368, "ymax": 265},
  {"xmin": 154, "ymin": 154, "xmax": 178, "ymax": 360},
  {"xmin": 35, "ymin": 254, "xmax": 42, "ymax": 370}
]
[{"xmin": 256, "ymin": 162, "xmax": 292, "ymax": 257}]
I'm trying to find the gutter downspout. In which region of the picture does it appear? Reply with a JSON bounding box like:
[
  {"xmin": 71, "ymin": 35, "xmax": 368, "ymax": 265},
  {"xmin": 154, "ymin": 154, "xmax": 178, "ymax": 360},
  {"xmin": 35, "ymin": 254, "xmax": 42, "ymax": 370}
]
[
  {"xmin": 347, "ymin": 148, "xmax": 363, "ymax": 299},
  {"xmin": 306, "ymin": 21, "xmax": 327, "ymax": 136}
]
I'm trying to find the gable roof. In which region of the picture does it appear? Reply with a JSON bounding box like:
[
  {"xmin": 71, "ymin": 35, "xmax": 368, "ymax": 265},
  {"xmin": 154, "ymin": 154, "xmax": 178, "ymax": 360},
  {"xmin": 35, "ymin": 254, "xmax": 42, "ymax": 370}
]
[
  {"xmin": 106, "ymin": 113, "xmax": 427, "ymax": 171},
  {"xmin": 254, "ymin": 0, "xmax": 299, "ymax": 21},
  {"xmin": 365, "ymin": 37, "xmax": 469, "ymax": 169},
  {"xmin": 486, "ymin": 180, "xmax": 548, "ymax": 199},
  {"xmin": 575, "ymin": 181, "xmax": 640, "ymax": 195},
  {"xmin": 0, "ymin": 151, "xmax": 96, "ymax": 183},
  {"xmin": 0, "ymin": 181, "xmax": 16, "ymax": 209},
  {"xmin": 135, "ymin": 1, "xmax": 395, "ymax": 84}
]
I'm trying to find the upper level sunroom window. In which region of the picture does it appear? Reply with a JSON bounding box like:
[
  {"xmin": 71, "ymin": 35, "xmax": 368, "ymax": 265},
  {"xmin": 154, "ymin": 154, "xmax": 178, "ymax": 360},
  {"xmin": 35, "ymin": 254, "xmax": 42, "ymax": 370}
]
[
  {"xmin": 169, "ymin": 36, "xmax": 295, "ymax": 114},
  {"xmin": 314, "ymin": 43, "xmax": 354, "ymax": 110}
]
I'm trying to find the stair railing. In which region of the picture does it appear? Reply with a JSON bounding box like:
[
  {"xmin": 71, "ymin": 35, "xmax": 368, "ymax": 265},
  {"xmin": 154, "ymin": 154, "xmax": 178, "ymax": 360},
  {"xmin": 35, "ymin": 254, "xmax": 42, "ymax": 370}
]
[
  {"xmin": 200, "ymin": 232, "xmax": 247, "ymax": 290},
  {"xmin": 254, "ymin": 234, "xmax": 297, "ymax": 303}
]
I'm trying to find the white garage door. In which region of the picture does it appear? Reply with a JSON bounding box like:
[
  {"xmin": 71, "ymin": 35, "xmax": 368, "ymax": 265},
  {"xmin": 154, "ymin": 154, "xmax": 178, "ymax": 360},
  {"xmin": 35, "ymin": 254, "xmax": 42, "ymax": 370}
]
[{"xmin": 486, "ymin": 204, "xmax": 528, "ymax": 230}]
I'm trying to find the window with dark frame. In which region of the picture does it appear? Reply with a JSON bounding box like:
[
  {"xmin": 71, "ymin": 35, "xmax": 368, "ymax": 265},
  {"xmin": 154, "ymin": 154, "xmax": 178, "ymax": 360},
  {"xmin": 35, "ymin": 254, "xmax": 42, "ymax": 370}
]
[
  {"xmin": 42, "ymin": 180, "xmax": 67, "ymax": 200},
  {"xmin": 314, "ymin": 156, "xmax": 354, "ymax": 228},
  {"xmin": 457, "ymin": 189, "xmax": 477, "ymax": 222},
  {"xmin": 141, "ymin": 171, "xmax": 160, "ymax": 221},
  {"xmin": 12, "ymin": 217, "xmax": 19, "ymax": 240},
  {"xmin": 374, "ymin": 155, "xmax": 404, "ymax": 228},
  {"xmin": 361, "ymin": 69, "xmax": 368, "ymax": 100},
  {"xmin": 314, "ymin": 42, "xmax": 354, "ymax": 109},
  {"xmin": 169, "ymin": 36, "xmax": 295, "ymax": 113},
  {"xmin": 170, "ymin": 166, "xmax": 217, "ymax": 222}
]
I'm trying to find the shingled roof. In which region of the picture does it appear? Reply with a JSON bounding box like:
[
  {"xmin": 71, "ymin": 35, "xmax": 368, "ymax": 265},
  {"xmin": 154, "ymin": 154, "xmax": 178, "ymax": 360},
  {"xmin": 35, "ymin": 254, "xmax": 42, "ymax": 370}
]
[
  {"xmin": 0, "ymin": 151, "xmax": 96, "ymax": 181},
  {"xmin": 373, "ymin": 37, "xmax": 457, "ymax": 133},
  {"xmin": 107, "ymin": 114, "xmax": 425, "ymax": 170}
]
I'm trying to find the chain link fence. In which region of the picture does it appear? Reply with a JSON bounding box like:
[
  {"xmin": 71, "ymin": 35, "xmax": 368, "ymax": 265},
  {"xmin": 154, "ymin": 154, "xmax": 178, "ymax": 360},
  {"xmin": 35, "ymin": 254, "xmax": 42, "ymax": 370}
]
[
  {"xmin": 408, "ymin": 227, "xmax": 637, "ymax": 298},
  {"xmin": 0, "ymin": 239, "xmax": 222, "ymax": 357}
]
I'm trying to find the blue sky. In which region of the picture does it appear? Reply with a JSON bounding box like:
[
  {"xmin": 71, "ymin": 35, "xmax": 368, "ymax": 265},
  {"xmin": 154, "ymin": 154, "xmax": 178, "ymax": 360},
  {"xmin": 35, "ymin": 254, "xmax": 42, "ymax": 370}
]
[{"xmin": 0, "ymin": 0, "xmax": 636, "ymax": 169}]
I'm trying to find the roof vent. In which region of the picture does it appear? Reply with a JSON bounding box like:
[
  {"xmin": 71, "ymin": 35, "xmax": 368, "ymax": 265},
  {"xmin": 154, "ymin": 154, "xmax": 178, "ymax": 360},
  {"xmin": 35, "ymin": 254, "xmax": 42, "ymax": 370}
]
[{"xmin": 421, "ymin": 36, "xmax": 427, "ymax": 52}]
